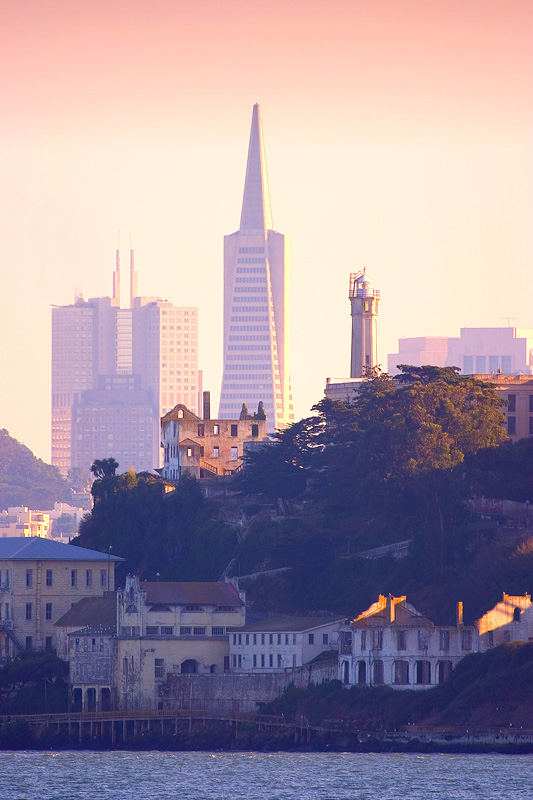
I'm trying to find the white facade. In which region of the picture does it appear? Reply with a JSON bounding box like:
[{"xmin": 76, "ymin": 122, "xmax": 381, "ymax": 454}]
[
  {"xmin": 349, "ymin": 269, "xmax": 380, "ymax": 378},
  {"xmin": 388, "ymin": 327, "xmax": 533, "ymax": 376},
  {"xmin": 338, "ymin": 595, "xmax": 477, "ymax": 690},
  {"xmin": 229, "ymin": 617, "xmax": 341, "ymax": 672},
  {"xmin": 219, "ymin": 104, "xmax": 294, "ymax": 432},
  {"xmin": 477, "ymin": 593, "xmax": 533, "ymax": 650}
]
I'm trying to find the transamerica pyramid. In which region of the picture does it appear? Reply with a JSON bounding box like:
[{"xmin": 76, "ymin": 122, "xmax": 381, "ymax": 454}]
[{"xmin": 219, "ymin": 104, "xmax": 294, "ymax": 431}]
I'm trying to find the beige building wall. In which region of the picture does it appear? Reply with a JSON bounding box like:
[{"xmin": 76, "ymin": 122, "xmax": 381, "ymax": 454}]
[
  {"xmin": 0, "ymin": 551, "xmax": 117, "ymax": 657},
  {"xmin": 161, "ymin": 404, "xmax": 267, "ymax": 479}
]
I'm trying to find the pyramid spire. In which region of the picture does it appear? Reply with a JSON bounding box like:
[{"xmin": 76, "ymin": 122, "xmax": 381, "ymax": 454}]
[{"xmin": 239, "ymin": 103, "xmax": 273, "ymax": 233}]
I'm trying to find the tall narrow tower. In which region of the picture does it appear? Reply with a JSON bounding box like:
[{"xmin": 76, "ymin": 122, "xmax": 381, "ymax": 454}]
[
  {"xmin": 349, "ymin": 269, "xmax": 380, "ymax": 378},
  {"xmin": 219, "ymin": 104, "xmax": 294, "ymax": 431}
]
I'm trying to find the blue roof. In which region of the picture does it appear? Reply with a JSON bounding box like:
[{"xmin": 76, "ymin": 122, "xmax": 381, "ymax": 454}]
[{"xmin": 0, "ymin": 538, "xmax": 123, "ymax": 562}]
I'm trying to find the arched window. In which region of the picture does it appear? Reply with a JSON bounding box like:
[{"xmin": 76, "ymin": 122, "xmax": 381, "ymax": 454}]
[
  {"xmin": 357, "ymin": 660, "xmax": 366, "ymax": 684},
  {"xmin": 513, "ymin": 607, "xmax": 521, "ymax": 622}
]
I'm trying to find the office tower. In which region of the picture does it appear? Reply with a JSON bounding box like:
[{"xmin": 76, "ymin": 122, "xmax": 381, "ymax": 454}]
[
  {"xmin": 349, "ymin": 269, "xmax": 380, "ymax": 378},
  {"xmin": 219, "ymin": 104, "xmax": 293, "ymax": 432},
  {"xmin": 51, "ymin": 252, "xmax": 200, "ymax": 475}
]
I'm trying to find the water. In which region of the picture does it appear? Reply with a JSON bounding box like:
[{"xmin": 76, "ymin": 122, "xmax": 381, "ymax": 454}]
[{"xmin": 0, "ymin": 751, "xmax": 532, "ymax": 799}]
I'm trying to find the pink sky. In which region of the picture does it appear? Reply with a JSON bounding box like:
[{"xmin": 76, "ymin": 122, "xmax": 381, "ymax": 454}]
[{"xmin": 1, "ymin": 0, "xmax": 532, "ymax": 462}]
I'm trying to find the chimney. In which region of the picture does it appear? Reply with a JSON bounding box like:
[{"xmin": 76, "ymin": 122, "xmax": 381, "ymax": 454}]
[
  {"xmin": 456, "ymin": 601, "xmax": 464, "ymax": 626},
  {"xmin": 203, "ymin": 391, "xmax": 211, "ymax": 420},
  {"xmin": 387, "ymin": 595, "xmax": 395, "ymax": 624}
]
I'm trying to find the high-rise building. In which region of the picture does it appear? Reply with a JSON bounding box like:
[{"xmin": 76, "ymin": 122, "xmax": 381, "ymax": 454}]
[
  {"xmin": 349, "ymin": 269, "xmax": 380, "ymax": 378},
  {"xmin": 219, "ymin": 104, "xmax": 293, "ymax": 432},
  {"xmin": 51, "ymin": 252, "xmax": 200, "ymax": 475}
]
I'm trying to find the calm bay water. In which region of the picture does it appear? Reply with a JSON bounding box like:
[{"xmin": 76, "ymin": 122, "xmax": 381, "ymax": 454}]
[{"xmin": 1, "ymin": 751, "xmax": 532, "ymax": 800}]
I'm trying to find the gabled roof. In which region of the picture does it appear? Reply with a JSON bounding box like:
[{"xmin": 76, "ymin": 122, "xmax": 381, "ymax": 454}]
[
  {"xmin": 229, "ymin": 616, "xmax": 342, "ymax": 633},
  {"xmin": 55, "ymin": 593, "xmax": 117, "ymax": 629},
  {"xmin": 179, "ymin": 438, "xmax": 201, "ymax": 449},
  {"xmin": 140, "ymin": 581, "xmax": 243, "ymax": 606},
  {"xmin": 0, "ymin": 537, "xmax": 123, "ymax": 562},
  {"xmin": 161, "ymin": 404, "xmax": 201, "ymax": 425},
  {"xmin": 351, "ymin": 595, "xmax": 432, "ymax": 627}
]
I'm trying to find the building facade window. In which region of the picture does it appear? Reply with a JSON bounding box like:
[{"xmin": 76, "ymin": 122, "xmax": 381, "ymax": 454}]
[
  {"xmin": 154, "ymin": 658, "xmax": 164, "ymax": 679},
  {"xmin": 26, "ymin": 569, "xmax": 33, "ymax": 588},
  {"xmin": 322, "ymin": 633, "xmax": 329, "ymax": 645},
  {"xmin": 508, "ymin": 416, "xmax": 516, "ymax": 435},
  {"xmin": 100, "ymin": 569, "xmax": 107, "ymax": 588},
  {"xmin": 213, "ymin": 424, "xmax": 220, "ymax": 435},
  {"xmin": 230, "ymin": 424, "xmax": 238, "ymax": 437},
  {"xmin": 462, "ymin": 630, "xmax": 473, "ymax": 651},
  {"xmin": 46, "ymin": 569, "xmax": 53, "ymax": 587},
  {"xmin": 372, "ymin": 629, "xmax": 383, "ymax": 649},
  {"xmin": 308, "ymin": 633, "xmax": 314, "ymax": 644},
  {"xmin": 71, "ymin": 569, "xmax": 77, "ymax": 587},
  {"xmin": 394, "ymin": 660, "xmax": 409, "ymax": 685},
  {"xmin": 86, "ymin": 569, "xmax": 92, "ymax": 588},
  {"xmin": 25, "ymin": 636, "xmax": 32, "ymax": 650},
  {"xmin": 508, "ymin": 394, "xmax": 516, "ymax": 412},
  {"xmin": 213, "ymin": 446, "xmax": 219, "ymax": 458},
  {"xmin": 396, "ymin": 630, "xmax": 407, "ymax": 650},
  {"xmin": 230, "ymin": 447, "xmax": 238, "ymax": 461},
  {"xmin": 439, "ymin": 630, "xmax": 450, "ymax": 650},
  {"xmin": 45, "ymin": 603, "xmax": 52, "ymax": 620},
  {"xmin": 25, "ymin": 603, "xmax": 32, "ymax": 620}
]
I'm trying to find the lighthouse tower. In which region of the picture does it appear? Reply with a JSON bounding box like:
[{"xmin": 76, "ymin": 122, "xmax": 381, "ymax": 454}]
[{"xmin": 349, "ymin": 268, "xmax": 380, "ymax": 378}]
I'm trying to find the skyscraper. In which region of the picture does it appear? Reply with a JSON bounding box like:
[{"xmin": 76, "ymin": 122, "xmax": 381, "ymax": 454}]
[
  {"xmin": 219, "ymin": 104, "xmax": 293, "ymax": 432},
  {"xmin": 52, "ymin": 252, "xmax": 200, "ymax": 474}
]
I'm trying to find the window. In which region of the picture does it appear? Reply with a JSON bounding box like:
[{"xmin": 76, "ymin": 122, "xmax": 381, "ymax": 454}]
[
  {"xmin": 25, "ymin": 636, "xmax": 32, "ymax": 650},
  {"xmin": 246, "ymin": 634, "xmax": 250, "ymax": 645},
  {"xmin": 213, "ymin": 424, "xmax": 220, "ymax": 435},
  {"xmin": 180, "ymin": 626, "xmax": 191, "ymax": 635},
  {"xmin": 230, "ymin": 446, "xmax": 238, "ymax": 461},
  {"xmin": 100, "ymin": 569, "xmax": 107, "ymax": 588},
  {"xmin": 46, "ymin": 569, "xmax": 53, "ymax": 587},
  {"xmin": 308, "ymin": 633, "xmax": 314, "ymax": 644},
  {"xmin": 91, "ymin": 638, "xmax": 97, "ymax": 652},
  {"xmin": 252, "ymin": 424, "xmax": 259, "ymax": 438},
  {"xmin": 396, "ymin": 630, "xmax": 407, "ymax": 650},
  {"xmin": 238, "ymin": 633, "xmax": 242, "ymax": 645},
  {"xmin": 277, "ymin": 634, "xmax": 281, "ymax": 645},
  {"xmin": 253, "ymin": 634, "xmax": 257, "ymax": 645},
  {"xmin": 232, "ymin": 654, "xmax": 237, "ymax": 668},
  {"xmin": 269, "ymin": 634, "xmax": 273, "ymax": 645},
  {"xmin": 277, "ymin": 654, "xmax": 282, "ymax": 668},
  {"xmin": 322, "ymin": 633, "xmax": 329, "ymax": 645},
  {"xmin": 261, "ymin": 633, "xmax": 265, "ymax": 645},
  {"xmin": 186, "ymin": 447, "xmax": 193, "ymax": 457},
  {"xmin": 184, "ymin": 604, "xmax": 201, "ymax": 611},
  {"xmin": 293, "ymin": 634, "xmax": 296, "ymax": 645},
  {"xmin": 154, "ymin": 658, "xmax": 164, "ymax": 679},
  {"xmin": 261, "ymin": 654, "xmax": 265, "ymax": 667},
  {"xmin": 212, "ymin": 627, "xmax": 225, "ymax": 636},
  {"xmin": 508, "ymin": 416, "xmax": 516, "ymax": 435},
  {"xmin": 25, "ymin": 603, "xmax": 32, "ymax": 620},
  {"xmin": 462, "ymin": 630, "xmax": 473, "ymax": 651},
  {"xmin": 269, "ymin": 654, "xmax": 273, "ymax": 667},
  {"xmin": 416, "ymin": 660, "xmax": 431, "ymax": 685},
  {"xmin": 417, "ymin": 629, "xmax": 429, "ymax": 650},
  {"xmin": 373, "ymin": 660, "xmax": 384, "ymax": 685},
  {"xmin": 161, "ymin": 626, "xmax": 173, "ymax": 635},
  {"xmin": 193, "ymin": 627, "xmax": 206, "ymax": 635},
  {"xmin": 45, "ymin": 636, "xmax": 52, "ymax": 650},
  {"xmin": 508, "ymin": 394, "xmax": 516, "ymax": 412},
  {"xmin": 26, "ymin": 569, "xmax": 33, "ymax": 588},
  {"xmin": 439, "ymin": 630, "xmax": 450, "ymax": 650},
  {"xmin": 372, "ymin": 629, "xmax": 383, "ymax": 649},
  {"xmin": 45, "ymin": 603, "xmax": 52, "ymax": 621},
  {"xmin": 146, "ymin": 626, "xmax": 159, "ymax": 636},
  {"xmin": 394, "ymin": 660, "xmax": 409, "ymax": 685},
  {"xmin": 231, "ymin": 424, "xmax": 238, "ymax": 437},
  {"xmin": 285, "ymin": 634, "xmax": 289, "ymax": 645},
  {"xmin": 71, "ymin": 569, "xmax": 77, "ymax": 587},
  {"xmin": 86, "ymin": 569, "xmax": 92, "ymax": 588},
  {"xmin": 253, "ymin": 654, "xmax": 257, "ymax": 667},
  {"xmin": 213, "ymin": 446, "xmax": 220, "ymax": 458},
  {"xmin": 232, "ymin": 634, "xmax": 237, "ymax": 645},
  {"xmin": 513, "ymin": 607, "xmax": 521, "ymax": 622},
  {"xmin": 360, "ymin": 630, "xmax": 366, "ymax": 651},
  {"xmin": 198, "ymin": 424, "xmax": 205, "ymax": 437}
]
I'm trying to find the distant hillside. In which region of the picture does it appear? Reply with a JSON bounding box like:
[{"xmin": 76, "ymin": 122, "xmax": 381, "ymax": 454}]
[{"xmin": 0, "ymin": 429, "xmax": 70, "ymax": 510}]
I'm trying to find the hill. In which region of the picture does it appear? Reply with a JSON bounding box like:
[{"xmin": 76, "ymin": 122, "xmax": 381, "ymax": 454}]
[{"xmin": 0, "ymin": 429, "xmax": 71, "ymax": 510}]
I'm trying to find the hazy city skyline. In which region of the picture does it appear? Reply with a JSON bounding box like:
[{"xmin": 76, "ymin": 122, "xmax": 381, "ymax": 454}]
[{"xmin": 1, "ymin": 0, "xmax": 531, "ymax": 462}]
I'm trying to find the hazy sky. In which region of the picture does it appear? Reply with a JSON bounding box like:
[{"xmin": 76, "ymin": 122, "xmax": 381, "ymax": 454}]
[{"xmin": 1, "ymin": 0, "xmax": 532, "ymax": 462}]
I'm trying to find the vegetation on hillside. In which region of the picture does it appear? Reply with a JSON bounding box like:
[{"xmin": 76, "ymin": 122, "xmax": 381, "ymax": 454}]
[
  {"xmin": 262, "ymin": 642, "xmax": 533, "ymax": 731},
  {"xmin": 72, "ymin": 367, "xmax": 533, "ymax": 623},
  {"xmin": 0, "ymin": 650, "xmax": 68, "ymax": 715},
  {"xmin": 0, "ymin": 428, "xmax": 71, "ymax": 510}
]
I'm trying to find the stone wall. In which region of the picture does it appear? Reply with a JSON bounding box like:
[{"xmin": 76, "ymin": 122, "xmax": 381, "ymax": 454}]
[{"xmin": 163, "ymin": 656, "xmax": 338, "ymax": 714}]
